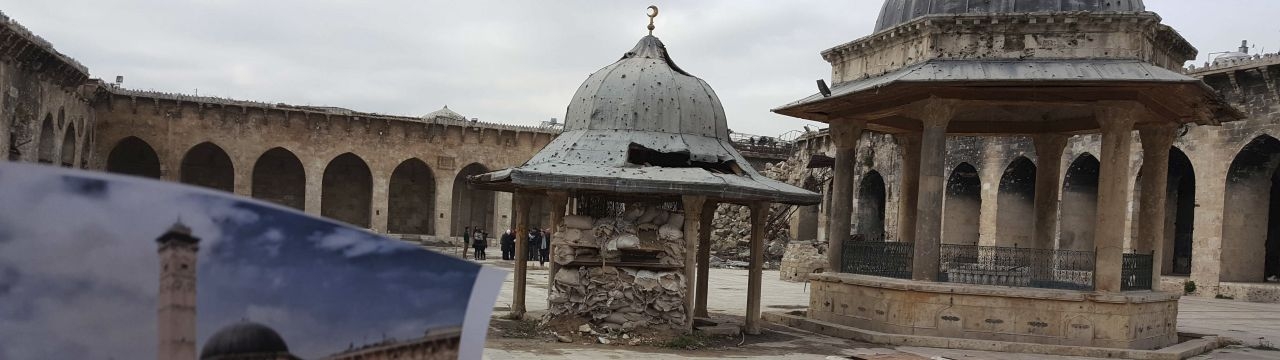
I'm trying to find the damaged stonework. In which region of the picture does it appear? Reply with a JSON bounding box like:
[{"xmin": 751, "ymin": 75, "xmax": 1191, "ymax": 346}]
[{"xmin": 549, "ymin": 206, "xmax": 690, "ymax": 330}]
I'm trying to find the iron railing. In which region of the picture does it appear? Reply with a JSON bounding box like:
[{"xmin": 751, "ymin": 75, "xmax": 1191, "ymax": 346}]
[
  {"xmin": 938, "ymin": 244, "xmax": 1096, "ymax": 291},
  {"xmin": 841, "ymin": 241, "xmax": 913, "ymax": 279},
  {"xmin": 1122, "ymin": 252, "xmax": 1155, "ymax": 291}
]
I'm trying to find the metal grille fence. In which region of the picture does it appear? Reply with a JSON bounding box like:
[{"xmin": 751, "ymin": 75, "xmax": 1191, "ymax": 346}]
[
  {"xmin": 841, "ymin": 241, "xmax": 913, "ymax": 279},
  {"xmin": 1122, "ymin": 252, "xmax": 1155, "ymax": 291},
  {"xmin": 938, "ymin": 244, "xmax": 1095, "ymax": 291}
]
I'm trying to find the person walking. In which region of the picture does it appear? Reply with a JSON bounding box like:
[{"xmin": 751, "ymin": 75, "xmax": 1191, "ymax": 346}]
[
  {"xmin": 472, "ymin": 229, "xmax": 487, "ymax": 260},
  {"xmin": 500, "ymin": 229, "xmax": 515, "ymax": 260},
  {"xmin": 461, "ymin": 226, "xmax": 471, "ymax": 259},
  {"xmin": 538, "ymin": 227, "xmax": 551, "ymax": 266}
]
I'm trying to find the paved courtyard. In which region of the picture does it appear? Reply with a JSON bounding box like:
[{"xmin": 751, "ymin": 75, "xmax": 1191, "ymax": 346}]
[{"xmin": 443, "ymin": 247, "xmax": 1280, "ymax": 359}]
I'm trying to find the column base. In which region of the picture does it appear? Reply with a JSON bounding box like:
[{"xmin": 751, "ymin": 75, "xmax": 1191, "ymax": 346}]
[{"xmin": 806, "ymin": 273, "xmax": 1180, "ymax": 350}]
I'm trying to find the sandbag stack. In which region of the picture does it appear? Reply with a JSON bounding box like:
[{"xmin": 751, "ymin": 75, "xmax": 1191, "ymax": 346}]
[{"xmin": 548, "ymin": 204, "xmax": 689, "ymax": 329}]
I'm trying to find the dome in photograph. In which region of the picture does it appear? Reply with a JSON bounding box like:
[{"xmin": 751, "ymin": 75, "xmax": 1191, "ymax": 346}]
[
  {"xmin": 422, "ymin": 105, "xmax": 466, "ymax": 121},
  {"xmin": 874, "ymin": 0, "xmax": 1147, "ymax": 32},
  {"xmin": 199, "ymin": 321, "xmax": 291, "ymax": 359}
]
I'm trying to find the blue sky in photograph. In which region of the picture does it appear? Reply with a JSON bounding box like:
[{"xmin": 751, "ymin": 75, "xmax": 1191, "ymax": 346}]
[{"xmin": 0, "ymin": 164, "xmax": 481, "ymax": 359}]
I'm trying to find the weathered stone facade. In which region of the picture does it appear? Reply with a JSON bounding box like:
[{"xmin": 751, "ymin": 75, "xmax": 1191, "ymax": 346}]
[{"xmin": 0, "ymin": 11, "xmax": 562, "ymax": 243}]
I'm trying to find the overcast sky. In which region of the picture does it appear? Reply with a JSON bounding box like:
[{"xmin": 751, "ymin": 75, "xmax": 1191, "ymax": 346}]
[{"xmin": 3, "ymin": 1, "xmax": 1278, "ymax": 136}]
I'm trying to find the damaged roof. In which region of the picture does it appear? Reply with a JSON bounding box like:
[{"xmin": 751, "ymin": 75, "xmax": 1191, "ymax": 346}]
[{"xmin": 470, "ymin": 35, "xmax": 819, "ymax": 205}]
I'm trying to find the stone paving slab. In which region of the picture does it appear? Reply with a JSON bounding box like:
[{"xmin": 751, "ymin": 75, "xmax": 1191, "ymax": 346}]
[{"xmin": 448, "ymin": 247, "xmax": 1280, "ymax": 359}]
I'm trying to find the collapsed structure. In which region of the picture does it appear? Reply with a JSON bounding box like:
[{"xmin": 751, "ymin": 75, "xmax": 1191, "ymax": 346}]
[{"xmin": 470, "ymin": 9, "xmax": 819, "ymax": 334}]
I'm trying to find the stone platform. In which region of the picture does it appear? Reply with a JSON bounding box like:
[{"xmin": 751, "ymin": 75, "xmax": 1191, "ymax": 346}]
[{"xmin": 807, "ymin": 273, "xmax": 1181, "ymax": 350}]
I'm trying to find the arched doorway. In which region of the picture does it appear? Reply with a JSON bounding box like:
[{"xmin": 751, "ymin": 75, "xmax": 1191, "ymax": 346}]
[
  {"xmin": 1166, "ymin": 147, "xmax": 1195, "ymax": 275},
  {"xmin": 997, "ymin": 157, "xmax": 1036, "ymax": 247},
  {"xmin": 452, "ymin": 163, "xmax": 495, "ymax": 236},
  {"xmin": 388, "ymin": 158, "xmax": 435, "ymax": 235},
  {"xmin": 252, "ymin": 148, "xmax": 305, "ymax": 210},
  {"xmin": 36, "ymin": 115, "xmax": 55, "ymax": 164},
  {"xmin": 943, "ymin": 163, "xmax": 981, "ymax": 246},
  {"xmin": 180, "ymin": 142, "xmax": 234, "ymax": 192},
  {"xmin": 1223, "ymin": 135, "xmax": 1280, "ymax": 282},
  {"xmin": 59, "ymin": 124, "xmax": 76, "ymax": 167},
  {"xmin": 322, "ymin": 153, "xmax": 373, "ymax": 228},
  {"xmin": 1059, "ymin": 153, "xmax": 1100, "ymax": 251},
  {"xmin": 105, "ymin": 136, "xmax": 161, "ymax": 178},
  {"xmin": 854, "ymin": 170, "xmax": 886, "ymax": 241}
]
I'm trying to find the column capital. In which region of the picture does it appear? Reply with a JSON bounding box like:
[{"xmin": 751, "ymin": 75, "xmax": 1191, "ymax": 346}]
[
  {"xmin": 1137, "ymin": 123, "xmax": 1178, "ymax": 151},
  {"xmin": 830, "ymin": 120, "xmax": 866, "ymax": 150},
  {"xmin": 1094, "ymin": 101, "xmax": 1145, "ymax": 132},
  {"xmin": 547, "ymin": 190, "xmax": 569, "ymax": 203},
  {"xmin": 1032, "ymin": 133, "xmax": 1069, "ymax": 162},
  {"xmin": 682, "ymin": 195, "xmax": 708, "ymax": 216},
  {"xmin": 895, "ymin": 132, "xmax": 921, "ymax": 147},
  {"xmin": 907, "ymin": 97, "xmax": 958, "ymax": 128}
]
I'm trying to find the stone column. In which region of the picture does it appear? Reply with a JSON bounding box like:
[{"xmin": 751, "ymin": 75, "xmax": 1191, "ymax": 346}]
[
  {"xmin": 681, "ymin": 195, "xmax": 707, "ymax": 334},
  {"xmin": 1138, "ymin": 125, "xmax": 1176, "ymax": 290},
  {"xmin": 304, "ymin": 164, "xmax": 323, "ymax": 217},
  {"xmin": 695, "ymin": 200, "xmax": 716, "ymax": 318},
  {"xmin": 896, "ymin": 133, "xmax": 921, "ymax": 244},
  {"xmin": 746, "ymin": 201, "xmax": 768, "ymax": 335},
  {"xmin": 546, "ymin": 191, "xmax": 568, "ymax": 305},
  {"xmin": 509, "ymin": 192, "xmax": 531, "ymax": 319},
  {"xmin": 1094, "ymin": 102, "xmax": 1141, "ymax": 292},
  {"xmin": 911, "ymin": 99, "xmax": 955, "ymax": 281},
  {"xmin": 1032, "ymin": 134, "xmax": 1068, "ymax": 249},
  {"xmin": 434, "ymin": 176, "xmax": 454, "ymax": 238},
  {"xmin": 826, "ymin": 120, "xmax": 866, "ymax": 272},
  {"xmin": 370, "ymin": 168, "xmax": 389, "ymax": 233}
]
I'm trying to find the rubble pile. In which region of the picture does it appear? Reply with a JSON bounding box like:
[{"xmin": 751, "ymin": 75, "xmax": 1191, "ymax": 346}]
[
  {"xmin": 707, "ymin": 157, "xmax": 828, "ymax": 265},
  {"xmin": 548, "ymin": 204, "xmax": 689, "ymax": 329}
]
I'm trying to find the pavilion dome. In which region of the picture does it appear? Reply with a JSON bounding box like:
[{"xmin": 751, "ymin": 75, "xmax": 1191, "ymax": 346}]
[
  {"xmin": 422, "ymin": 105, "xmax": 466, "ymax": 121},
  {"xmin": 874, "ymin": 0, "xmax": 1146, "ymax": 32},
  {"xmin": 563, "ymin": 35, "xmax": 728, "ymax": 140},
  {"xmin": 199, "ymin": 321, "xmax": 290, "ymax": 360},
  {"xmin": 469, "ymin": 34, "xmax": 819, "ymax": 205}
]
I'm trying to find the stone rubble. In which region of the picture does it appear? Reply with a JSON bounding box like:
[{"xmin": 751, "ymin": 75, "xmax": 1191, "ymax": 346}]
[
  {"xmin": 548, "ymin": 204, "xmax": 689, "ymax": 330},
  {"xmin": 708, "ymin": 156, "xmax": 828, "ymax": 266}
]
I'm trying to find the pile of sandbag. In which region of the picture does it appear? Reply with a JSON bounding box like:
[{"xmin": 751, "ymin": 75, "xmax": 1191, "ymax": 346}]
[
  {"xmin": 548, "ymin": 204, "xmax": 689, "ymax": 329},
  {"xmin": 548, "ymin": 265, "xmax": 687, "ymax": 330},
  {"xmin": 551, "ymin": 205, "xmax": 685, "ymax": 266}
]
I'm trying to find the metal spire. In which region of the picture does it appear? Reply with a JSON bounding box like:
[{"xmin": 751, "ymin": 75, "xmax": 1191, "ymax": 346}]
[{"xmin": 646, "ymin": 5, "xmax": 659, "ymax": 35}]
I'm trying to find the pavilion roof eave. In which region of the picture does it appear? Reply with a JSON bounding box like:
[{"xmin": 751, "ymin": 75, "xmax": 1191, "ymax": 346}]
[
  {"xmin": 772, "ymin": 58, "xmax": 1243, "ymax": 126},
  {"xmin": 468, "ymin": 167, "xmax": 821, "ymax": 206}
]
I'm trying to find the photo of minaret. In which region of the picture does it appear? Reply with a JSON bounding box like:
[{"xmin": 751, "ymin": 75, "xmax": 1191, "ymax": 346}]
[
  {"xmin": 0, "ymin": 164, "xmax": 497, "ymax": 359},
  {"xmin": 157, "ymin": 220, "xmax": 200, "ymax": 360}
]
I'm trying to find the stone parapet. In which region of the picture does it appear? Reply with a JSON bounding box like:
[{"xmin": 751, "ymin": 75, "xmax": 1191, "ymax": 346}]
[{"xmin": 808, "ymin": 273, "xmax": 1180, "ymax": 350}]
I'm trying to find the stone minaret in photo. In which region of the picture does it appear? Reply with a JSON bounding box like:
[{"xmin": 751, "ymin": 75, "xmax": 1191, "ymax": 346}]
[{"xmin": 156, "ymin": 220, "xmax": 200, "ymax": 360}]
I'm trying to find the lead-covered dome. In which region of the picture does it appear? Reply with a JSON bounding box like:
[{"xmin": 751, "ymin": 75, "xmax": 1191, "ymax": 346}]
[
  {"xmin": 874, "ymin": 0, "xmax": 1146, "ymax": 32},
  {"xmin": 563, "ymin": 35, "xmax": 727, "ymax": 140},
  {"xmin": 470, "ymin": 34, "xmax": 819, "ymax": 205},
  {"xmin": 199, "ymin": 321, "xmax": 291, "ymax": 360}
]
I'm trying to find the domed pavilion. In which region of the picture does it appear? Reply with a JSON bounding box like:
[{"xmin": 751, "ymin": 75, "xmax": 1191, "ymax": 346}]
[
  {"xmin": 199, "ymin": 321, "xmax": 298, "ymax": 360},
  {"xmin": 471, "ymin": 8, "xmax": 819, "ymax": 334},
  {"xmin": 773, "ymin": 0, "xmax": 1241, "ymax": 352}
]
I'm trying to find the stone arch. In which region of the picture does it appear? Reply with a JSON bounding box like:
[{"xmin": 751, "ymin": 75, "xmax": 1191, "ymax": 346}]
[
  {"xmin": 943, "ymin": 162, "xmax": 981, "ymax": 246},
  {"xmin": 322, "ymin": 153, "xmax": 373, "ymax": 228},
  {"xmin": 180, "ymin": 142, "xmax": 234, "ymax": 192},
  {"xmin": 36, "ymin": 114, "xmax": 55, "ymax": 164},
  {"xmin": 388, "ymin": 158, "xmax": 436, "ymax": 235},
  {"xmin": 1059, "ymin": 153, "xmax": 1100, "ymax": 251},
  {"xmin": 854, "ymin": 170, "xmax": 886, "ymax": 241},
  {"xmin": 251, "ymin": 147, "xmax": 305, "ymax": 210},
  {"xmin": 1166, "ymin": 147, "xmax": 1195, "ymax": 275},
  {"xmin": 452, "ymin": 163, "xmax": 495, "ymax": 236},
  {"xmin": 996, "ymin": 157, "xmax": 1036, "ymax": 247},
  {"xmin": 1222, "ymin": 135, "xmax": 1280, "ymax": 282},
  {"xmin": 59, "ymin": 123, "xmax": 76, "ymax": 167},
  {"xmin": 105, "ymin": 136, "xmax": 161, "ymax": 178}
]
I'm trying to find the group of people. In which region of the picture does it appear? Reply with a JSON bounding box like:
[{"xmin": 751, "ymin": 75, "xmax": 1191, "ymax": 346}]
[
  {"xmin": 463, "ymin": 225, "xmax": 552, "ymax": 265},
  {"xmin": 462, "ymin": 226, "xmax": 490, "ymax": 260}
]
